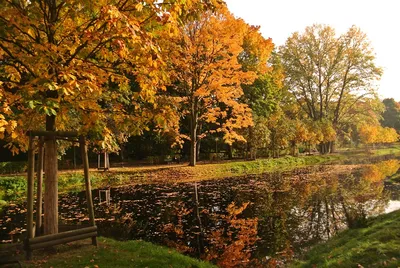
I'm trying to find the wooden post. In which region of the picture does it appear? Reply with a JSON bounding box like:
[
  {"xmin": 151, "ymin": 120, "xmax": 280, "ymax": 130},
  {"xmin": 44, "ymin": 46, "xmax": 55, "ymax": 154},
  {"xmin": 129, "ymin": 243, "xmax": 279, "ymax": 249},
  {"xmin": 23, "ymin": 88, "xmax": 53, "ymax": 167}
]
[
  {"xmin": 35, "ymin": 137, "xmax": 44, "ymax": 236},
  {"xmin": 80, "ymin": 136, "xmax": 97, "ymax": 246},
  {"xmin": 26, "ymin": 134, "xmax": 35, "ymax": 260},
  {"xmin": 106, "ymin": 152, "xmax": 110, "ymax": 170},
  {"xmin": 97, "ymin": 154, "xmax": 100, "ymax": 170},
  {"xmin": 73, "ymin": 146, "xmax": 76, "ymax": 169}
]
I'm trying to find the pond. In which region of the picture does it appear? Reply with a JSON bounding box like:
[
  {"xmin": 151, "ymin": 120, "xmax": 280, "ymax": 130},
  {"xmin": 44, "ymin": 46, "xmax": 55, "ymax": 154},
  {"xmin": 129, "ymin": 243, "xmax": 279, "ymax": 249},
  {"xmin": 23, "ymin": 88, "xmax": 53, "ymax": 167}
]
[{"xmin": 1, "ymin": 158, "xmax": 399, "ymax": 266}]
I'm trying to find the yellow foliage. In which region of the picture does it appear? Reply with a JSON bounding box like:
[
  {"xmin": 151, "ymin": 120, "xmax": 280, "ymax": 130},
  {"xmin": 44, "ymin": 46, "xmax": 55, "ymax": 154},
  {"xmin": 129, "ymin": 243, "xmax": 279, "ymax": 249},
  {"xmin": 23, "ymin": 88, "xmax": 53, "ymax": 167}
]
[
  {"xmin": 0, "ymin": 0, "xmax": 218, "ymax": 151},
  {"xmin": 359, "ymin": 124, "xmax": 398, "ymax": 145},
  {"xmin": 362, "ymin": 160, "xmax": 400, "ymax": 183},
  {"xmin": 162, "ymin": 6, "xmax": 270, "ymax": 150}
]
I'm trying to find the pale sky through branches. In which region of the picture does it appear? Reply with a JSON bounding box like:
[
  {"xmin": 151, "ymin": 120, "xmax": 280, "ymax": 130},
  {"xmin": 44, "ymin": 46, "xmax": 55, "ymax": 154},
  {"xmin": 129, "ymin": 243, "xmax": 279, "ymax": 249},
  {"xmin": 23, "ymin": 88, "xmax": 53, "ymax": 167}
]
[{"xmin": 225, "ymin": 0, "xmax": 400, "ymax": 101}]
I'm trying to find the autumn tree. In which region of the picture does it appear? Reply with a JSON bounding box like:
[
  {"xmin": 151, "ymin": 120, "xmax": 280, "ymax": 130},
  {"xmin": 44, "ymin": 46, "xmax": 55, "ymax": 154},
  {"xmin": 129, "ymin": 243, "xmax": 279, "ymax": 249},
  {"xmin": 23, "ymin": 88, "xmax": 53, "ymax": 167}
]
[
  {"xmin": 266, "ymin": 109, "xmax": 292, "ymax": 158},
  {"xmin": 164, "ymin": 7, "xmax": 258, "ymax": 166},
  {"xmin": 358, "ymin": 124, "xmax": 398, "ymax": 148},
  {"xmin": 303, "ymin": 120, "xmax": 322, "ymax": 154},
  {"xmin": 280, "ymin": 24, "xmax": 382, "ymax": 154},
  {"xmin": 240, "ymin": 50, "xmax": 284, "ymax": 159},
  {"xmin": 288, "ymin": 120, "xmax": 308, "ymax": 156},
  {"xmin": 0, "ymin": 0, "xmax": 217, "ymax": 234}
]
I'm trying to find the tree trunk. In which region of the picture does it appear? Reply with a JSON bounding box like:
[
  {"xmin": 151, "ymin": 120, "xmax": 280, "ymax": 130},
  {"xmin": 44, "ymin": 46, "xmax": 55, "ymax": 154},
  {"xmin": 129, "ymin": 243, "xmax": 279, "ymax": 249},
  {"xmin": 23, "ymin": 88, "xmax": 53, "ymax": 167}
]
[
  {"xmin": 196, "ymin": 138, "xmax": 201, "ymax": 162},
  {"xmin": 319, "ymin": 144, "xmax": 323, "ymax": 154},
  {"xmin": 73, "ymin": 146, "xmax": 76, "ymax": 169},
  {"xmin": 228, "ymin": 144, "xmax": 233, "ymax": 160},
  {"xmin": 189, "ymin": 117, "xmax": 197, "ymax": 166},
  {"xmin": 189, "ymin": 104, "xmax": 198, "ymax": 166},
  {"xmin": 248, "ymin": 127, "xmax": 254, "ymax": 159},
  {"xmin": 330, "ymin": 141, "xmax": 336, "ymax": 153},
  {"xmin": 318, "ymin": 142, "xmax": 331, "ymax": 155},
  {"xmin": 291, "ymin": 141, "xmax": 298, "ymax": 157},
  {"xmin": 44, "ymin": 115, "xmax": 58, "ymax": 235},
  {"xmin": 190, "ymin": 139, "xmax": 197, "ymax": 166},
  {"xmin": 43, "ymin": 0, "xmax": 59, "ymax": 235},
  {"xmin": 120, "ymin": 144, "xmax": 125, "ymax": 162}
]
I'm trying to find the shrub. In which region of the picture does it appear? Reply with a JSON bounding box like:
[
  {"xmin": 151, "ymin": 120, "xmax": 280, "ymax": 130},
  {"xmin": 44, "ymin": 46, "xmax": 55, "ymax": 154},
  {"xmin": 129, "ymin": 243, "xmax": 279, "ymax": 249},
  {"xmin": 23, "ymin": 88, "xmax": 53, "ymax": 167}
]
[
  {"xmin": 0, "ymin": 176, "xmax": 27, "ymax": 200},
  {"xmin": 0, "ymin": 161, "xmax": 27, "ymax": 174}
]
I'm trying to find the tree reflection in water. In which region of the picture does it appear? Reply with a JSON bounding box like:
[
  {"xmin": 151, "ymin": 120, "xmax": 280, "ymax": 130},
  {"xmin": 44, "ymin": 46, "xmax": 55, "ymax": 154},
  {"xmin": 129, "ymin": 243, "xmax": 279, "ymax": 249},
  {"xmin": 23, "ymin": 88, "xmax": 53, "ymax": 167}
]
[{"xmin": 0, "ymin": 160, "xmax": 398, "ymax": 266}]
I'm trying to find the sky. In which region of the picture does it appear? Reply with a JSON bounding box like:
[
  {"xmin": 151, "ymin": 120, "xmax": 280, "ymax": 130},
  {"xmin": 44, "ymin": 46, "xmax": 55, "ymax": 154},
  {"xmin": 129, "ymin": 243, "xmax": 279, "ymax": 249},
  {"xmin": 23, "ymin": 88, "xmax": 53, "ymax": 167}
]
[{"xmin": 225, "ymin": 0, "xmax": 400, "ymax": 101}]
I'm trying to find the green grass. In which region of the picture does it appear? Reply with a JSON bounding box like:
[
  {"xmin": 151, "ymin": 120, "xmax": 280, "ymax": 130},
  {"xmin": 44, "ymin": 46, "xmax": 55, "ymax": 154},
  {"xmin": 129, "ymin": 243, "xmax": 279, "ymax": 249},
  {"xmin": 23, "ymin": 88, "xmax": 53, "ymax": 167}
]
[
  {"xmin": 1, "ymin": 144, "xmax": 400, "ymax": 202},
  {"xmin": 2, "ymin": 145, "xmax": 400, "ymax": 199},
  {"xmin": 292, "ymin": 209, "xmax": 400, "ymax": 268},
  {"xmin": 369, "ymin": 145, "xmax": 400, "ymax": 156},
  {"xmin": 24, "ymin": 237, "xmax": 216, "ymax": 268}
]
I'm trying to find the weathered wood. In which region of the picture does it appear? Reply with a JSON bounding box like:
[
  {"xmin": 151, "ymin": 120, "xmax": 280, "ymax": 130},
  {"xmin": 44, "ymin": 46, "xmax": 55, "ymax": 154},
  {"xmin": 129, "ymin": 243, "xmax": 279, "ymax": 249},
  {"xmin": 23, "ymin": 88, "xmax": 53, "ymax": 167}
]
[
  {"xmin": 99, "ymin": 189, "xmax": 111, "ymax": 205},
  {"xmin": 35, "ymin": 137, "xmax": 44, "ymax": 236},
  {"xmin": 26, "ymin": 130, "xmax": 78, "ymax": 137},
  {"xmin": 44, "ymin": 135, "xmax": 58, "ymax": 235},
  {"xmin": 25, "ymin": 226, "xmax": 97, "ymax": 259},
  {"xmin": 97, "ymin": 153, "xmax": 100, "ymax": 169},
  {"xmin": 80, "ymin": 136, "xmax": 97, "ymax": 246},
  {"xmin": 26, "ymin": 135, "xmax": 35, "ymax": 261},
  {"xmin": 28, "ymin": 226, "xmax": 97, "ymax": 245},
  {"xmin": 0, "ymin": 244, "xmax": 22, "ymax": 267},
  {"xmin": 28, "ymin": 232, "xmax": 97, "ymax": 250},
  {"xmin": 107, "ymin": 152, "xmax": 110, "ymax": 169},
  {"xmin": 73, "ymin": 146, "xmax": 77, "ymax": 169},
  {"xmin": 98, "ymin": 152, "xmax": 110, "ymax": 171},
  {"xmin": 27, "ymin": 135, "xmax": 35, "ymax": 241}
]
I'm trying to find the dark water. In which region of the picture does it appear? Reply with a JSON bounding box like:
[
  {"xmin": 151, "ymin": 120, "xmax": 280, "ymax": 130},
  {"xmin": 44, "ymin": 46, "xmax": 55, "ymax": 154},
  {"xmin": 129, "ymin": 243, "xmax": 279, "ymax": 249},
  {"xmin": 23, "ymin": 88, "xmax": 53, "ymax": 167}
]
[{"xmin": 1, "ymin": 159, "xmax": 399, "ymax": 265}]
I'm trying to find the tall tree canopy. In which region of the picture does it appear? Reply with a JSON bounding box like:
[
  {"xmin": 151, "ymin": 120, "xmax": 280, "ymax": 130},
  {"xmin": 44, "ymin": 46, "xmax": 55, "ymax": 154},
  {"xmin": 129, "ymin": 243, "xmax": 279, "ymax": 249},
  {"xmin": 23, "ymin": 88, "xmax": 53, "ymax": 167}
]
[
  {"xmin": 0, "ymin": 0, "xmax": 218, "ymax": 234},
  {"xmin": 279, "ymin": 24, "xmax": 382, "ymax": 153},
  {"xmin": 164, "ymin": 6, "xmax": 269, "ymax": 166},
  {"xmin": 240, "ymin": 51, "xmax": 284, "ymax": 158}
]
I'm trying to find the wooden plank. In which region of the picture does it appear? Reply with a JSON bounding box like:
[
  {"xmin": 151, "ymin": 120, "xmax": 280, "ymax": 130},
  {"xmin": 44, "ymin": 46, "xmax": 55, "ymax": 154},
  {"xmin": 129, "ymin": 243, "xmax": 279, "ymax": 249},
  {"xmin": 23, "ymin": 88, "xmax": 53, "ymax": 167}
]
[
  {"xmin": 28, "ymin": 226, "xmax": 97, "ymax": 245},
  {"xmin": 27, "ymin": 135, "xmax": 35, "ymax": 240},
  {"xmin": 26, "ymin": 135, "xmax": 35, "ymax": 260},
  {"xmin": 26, "ymin": 130, "xmax": 78, "ymax": 137},
  {"xmin": 35, "ymin": 137, "xmax": 44, "ymax": 236},
  {"xmin": 28, "ymin": 232, "xmax": 97, "ymax": 250},
  {"xmin": 80, "ymin": 136, "xmax": 97, "ymax": 246}
]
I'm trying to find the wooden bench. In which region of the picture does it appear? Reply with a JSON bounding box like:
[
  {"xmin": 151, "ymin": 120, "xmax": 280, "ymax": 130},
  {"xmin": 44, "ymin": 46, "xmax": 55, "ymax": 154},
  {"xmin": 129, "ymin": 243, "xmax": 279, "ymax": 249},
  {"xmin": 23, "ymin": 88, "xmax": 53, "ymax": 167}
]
[
  {"xmin": 24, "ymin": 226, "xmax": 97, "ymax": 259},
  {"xmin": 0, "ymin": 243, "xmax": 22, "ymax": 267}
]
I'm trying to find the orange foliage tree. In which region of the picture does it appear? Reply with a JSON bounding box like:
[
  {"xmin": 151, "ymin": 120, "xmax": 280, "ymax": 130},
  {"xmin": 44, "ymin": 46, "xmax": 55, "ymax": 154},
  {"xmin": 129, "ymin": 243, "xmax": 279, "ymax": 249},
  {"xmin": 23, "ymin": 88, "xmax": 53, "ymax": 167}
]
[
  {"xmin": 164, "ymin": 7, "xmax": 260, "ymax": 166},
  {"xmin": 358, "ymin": 124, "xmax": 398, "ymax": 148},
  {"xmin": 0, "ymin": 0, "xmax": 217, "ymax": 234}
]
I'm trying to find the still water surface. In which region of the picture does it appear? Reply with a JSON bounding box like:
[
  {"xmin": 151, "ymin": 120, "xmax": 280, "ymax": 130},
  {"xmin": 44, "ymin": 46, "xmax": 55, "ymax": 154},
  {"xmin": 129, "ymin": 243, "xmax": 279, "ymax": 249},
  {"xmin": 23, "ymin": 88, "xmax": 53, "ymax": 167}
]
[{"xmin": 1, "ymin": 158, "xmax": 399, "ymax": 264}]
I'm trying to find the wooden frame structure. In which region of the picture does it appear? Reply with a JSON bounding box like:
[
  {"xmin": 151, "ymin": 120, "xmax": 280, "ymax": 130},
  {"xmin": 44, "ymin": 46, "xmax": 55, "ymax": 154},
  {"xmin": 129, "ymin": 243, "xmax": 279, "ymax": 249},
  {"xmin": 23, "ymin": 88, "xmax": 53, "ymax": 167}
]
[
  {"xmin": 97, "ymin": 151, "xmax": 110, "ymax": 171},
  {"xmin": 25, "ymin": 131, "xmax": 97, "ymax": 259}
]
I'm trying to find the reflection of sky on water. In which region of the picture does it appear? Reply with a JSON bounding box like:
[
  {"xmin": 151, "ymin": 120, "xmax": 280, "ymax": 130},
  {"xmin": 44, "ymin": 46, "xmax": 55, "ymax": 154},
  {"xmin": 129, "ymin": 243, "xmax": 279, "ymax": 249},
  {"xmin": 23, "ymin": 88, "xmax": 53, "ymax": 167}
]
[
  {"xmin": 385, "ymin": 200, "xmax": 400, "ymax": 214},
  {"xmin": 0, "ymin": 158, "xmax": 399, "ymax": 264}
]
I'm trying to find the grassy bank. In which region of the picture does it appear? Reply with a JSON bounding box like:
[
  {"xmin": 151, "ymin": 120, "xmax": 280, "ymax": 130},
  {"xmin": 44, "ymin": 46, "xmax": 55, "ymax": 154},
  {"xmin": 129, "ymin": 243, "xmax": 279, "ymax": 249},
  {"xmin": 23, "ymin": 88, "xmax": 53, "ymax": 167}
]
[
  {"xmin": 293, "ymin": 209, "xmax": 400, "ymax": 267},
  {"xmin": 1, "ymin": 145, "xmax": 400, "ymax": 205},
  {"xmin": 49, "ymin": 144, "xmax": 400, "ymax": 189},
  {"xmin": 1, "ymin": 154, "xmax": 343, "ymax": 199},
  {"xmin": 23, "ymin": 237, "xmax": 216, "ymax": 268}
]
